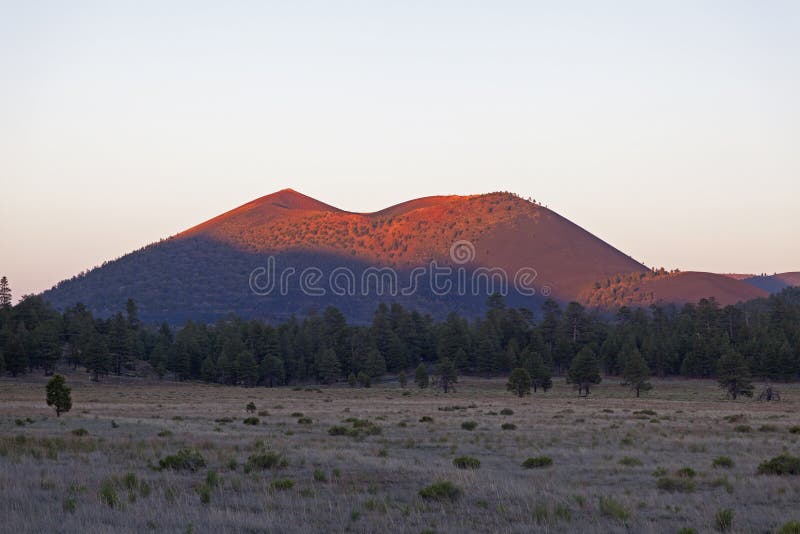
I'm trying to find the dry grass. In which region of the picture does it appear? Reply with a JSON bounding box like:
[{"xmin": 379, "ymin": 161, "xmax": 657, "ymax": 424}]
[{"xmin": 2, "ymin": 373, "xmax": 800, "ymax": 533}]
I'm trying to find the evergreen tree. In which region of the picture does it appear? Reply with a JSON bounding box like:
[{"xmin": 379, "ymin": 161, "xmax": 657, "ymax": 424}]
[
  {"xmin": 0, "ymin": 276, "xmax": 11, "ymax": 309},
  {"xmin": 717, "ymin": 348, "xmax": 754, "ymax": 400},
  {"xmin": 506, "ymin": 367, "xmax": 532, "ymax": 397},
  {"xmin": 317, "ymin": 348, "xmax": 341, "ymax": 384},
  {"xmin": 528, "ymin": 351, "xmax": 552, "ymax": 392},
  {"xmin": 45, "ymin": 374, "xmax": 72, "ymax": 416},
  {"xmin": 200, "ymin": 355, "xmax": 217, "ymax": 382},
  {"xmin": 364, "ymin": 348, "xmax": 387, "ymax": 378},
  {"xmin": 415, "ymin": 363, "xmax": 429, "ymax": 389},
  {"xmin": 357, "ymin": 371, "xmax": 371, "ymax": 387},
  {"xmin": 85, "ymin": 336, "xmax": 110, "ymax": 382},
  {"xmin": 237, "ymin": 350, "xmax": 258, "ymax": 386},
  {"xmin": 259, "ymin": 355, "xmax": 285, "ymax": 387},
  {"xmin": 398, "ymin": 370, "xmax": 408, "ymax": 388},
  {"xmin": 621, "ymin": 348, "xmax": 652, "ymax": 397},
  {"xmin": 436, "ymin": 358, "xmax": 458, "ymax": 393},
  {"xmin": 348, "ymin": 372, "xmax": 357, "ymax": 387},
  {"xmin": 567, "ymin": 346, "xmax": 601, "ymax": 396}
]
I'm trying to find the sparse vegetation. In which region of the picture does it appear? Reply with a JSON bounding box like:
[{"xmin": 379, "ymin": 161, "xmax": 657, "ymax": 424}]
[
  {"xmin": 419, "ymin": 481, "xmax": 461, "ymax": 501},
  {"xmin": 453, "ymin": 456, "xmax": 481, "ymax": 469},
  {"xmin": 522, "ymin": 456, "xmax": 553, "ymax": 469},
  {"xmin": 158, "ymin": 449, "xmax": 206, "ymax": 472},
  {"xmin": 757, "ymin": 454, "xmax": 800, "ymax": 475}
]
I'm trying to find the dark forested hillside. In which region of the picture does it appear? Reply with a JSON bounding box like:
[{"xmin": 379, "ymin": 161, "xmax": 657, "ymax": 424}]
[{"xmin": 3, "ymin": 285, "xmax": 800, "ymax": 386}]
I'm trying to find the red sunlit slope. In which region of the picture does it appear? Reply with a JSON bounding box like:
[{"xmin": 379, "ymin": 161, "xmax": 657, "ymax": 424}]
[{"xmin": 177, "ymin": 189, "xmax": 648, "ymax": 301}]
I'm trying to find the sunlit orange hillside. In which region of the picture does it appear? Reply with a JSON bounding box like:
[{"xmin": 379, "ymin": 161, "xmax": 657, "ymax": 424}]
[{"xmin": 178, "ymin": 188, "xmax": 648, "ymax": 301}]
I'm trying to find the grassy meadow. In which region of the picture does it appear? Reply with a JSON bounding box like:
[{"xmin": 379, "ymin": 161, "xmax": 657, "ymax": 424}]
[{"xmin": 2, "ymin": 374, "xmax": 800, "ymax": 533}]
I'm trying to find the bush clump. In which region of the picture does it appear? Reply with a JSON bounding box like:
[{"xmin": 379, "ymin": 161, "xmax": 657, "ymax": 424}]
[
  {"xmin": 715, "ymin": 508, "xmax": 734, "ymax": 532},
  {"xmin": 598, "ymin": 496, "xmax": 629, "ymax": 521},
  {"xmin": 71, "ymin": 428, "xmax": 89, "ymax": 437},
  {"xmin": 158, "ymin": 449, "xmax": 206, "ymax": 472},
  {"xmin": 419, "ymin": 416, "xmax": 433, "ymax": 423},
  {"xmin": 712, "ymin": 456, "xmax": 734, "ymax": 469},
  {"xmin": 419, "ymin": 480, "xmax": 461, "ymax": 501},
  {"xmin": 522, "ymin": 456, "xmax": 553, "ymax": 469},
  {"xmin": 270, "ymin": 478, "xmax": 294, "ymax": 490},
  {"xmin": 243, "ymin": 417, "xmax": 260, "ymax": 426},
  {"xmin": 453, "ymin": 456, "xmax": 481, "ymax": 469},
  {"xmin": 461, "ymin": 421, "xmax": 478, "ymax": 431},
  {"xmin": 618, "ymin": 456, "xmax": 643, "ymax": 467},
  {"xmin": 501, "ymin": 422, "xmax": 517, "ymax": 431},
  {"xmin": 757, "ymin": 454, "xmax": 800, "ymax": 475},
  {"xmin": 778, "ymin": 520, "xmax": 800, "ymax": 534},
  {"xmin": 244, "ymin": 451, "xmax": 287, "ymax": 472},
  {"xmin": 500, "ymin": 408, "xmax": 514, "ymax": 416},
  {"xmin": 656, "ymin": 477, "xmax": 695, "ymax": 492}
]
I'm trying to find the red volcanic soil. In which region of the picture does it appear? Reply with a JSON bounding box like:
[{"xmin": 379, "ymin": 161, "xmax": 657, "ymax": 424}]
[
  {"xmin": 177, "ymin": 189, "xmax": 648, "ymax": 301},
  {"xmin": 583, "ymin": 270, "xmax": 768, "ymax": 308}
]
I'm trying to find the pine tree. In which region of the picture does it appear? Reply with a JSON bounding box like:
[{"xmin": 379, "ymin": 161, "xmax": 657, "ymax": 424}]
[
  {"xmin": 415, "ymin": 363, "xmax": 429, "ymax": 389},
  {"xmin": 45, "ymin": 374, "xmax": 72, "ymax": 417},
  {"xmin": 621, "ymin": 348, "xmax": 652, "ymax": 397},
  {"xmin": 200, "ymin": 355, "xmax": 217, "ymax": 383},
  {"xmin": 364, "ymin": 348, "xmax": 387, "ymax": 378},
  {"xmin": 717, "ymin": 348, "xmax": 754, "ymax": 400},
  {"xmin": 567, "ymin": 346, "xmax": 601, "ymax": 396},
  {"xmin": 506, "ymin": 368, "xmax": 532, "ymax": 397},
  {"xmin": 436, "ymin": 358, "xmax": 458, "ymax": 393},
  {"xmin": 259, "ymin": 355, "xmax": 285, "ymax": 387},
  {"xmin": 85, "ymin": 336, "xmax": 110, "ymax": 382},
  {"xmin": 317, "ymin": 348, "xmax": 341, "ymax": 384},
  {"xmin": 528, "ymin": 352, "xmax": 552, "ymax": 392},
  {"xmin": 237, "ymin": 350, "xmax": 258, "ymax": 386},
  {"xmin": 0, "ymin": 276, "xmax": 11, "ymax": 309}
]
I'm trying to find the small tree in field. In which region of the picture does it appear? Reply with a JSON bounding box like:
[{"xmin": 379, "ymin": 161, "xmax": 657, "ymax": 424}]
[
  {"xmin": 507, "ymin": 368, "xmax": 532, "ymax": 397},
  {"xmin": 717, "ymin": 348, "xmax": 753, "ymax": 400},
  {"xmin": 398, "ymin": 370, "xmax": 408, "ymax": 388},
  {"xmin": 567, "ymin": 347, "xmax": 601, "ymax": 396},
  {"xmin": 622, "ymin": 348, "xmax": 652, "ymax": 397},
  {"xmin": 437, "ymin": 358, "xmax": 457, "ymax": 393},
  {"xmin": 529, "ymin": 352, "xmax": 552, "ymax": 392},
  {"xmin": 415, "ymin": 363, "xmax": 429, "ymax": 389},
  {"xmin": 46, "ymin": 374, "xmax": 72, "ymax": 417}
]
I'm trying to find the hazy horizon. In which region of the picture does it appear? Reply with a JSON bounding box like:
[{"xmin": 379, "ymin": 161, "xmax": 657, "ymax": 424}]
[{"xmin": 2, "ymin": 1, "xmax": 799, "ymax": 297}]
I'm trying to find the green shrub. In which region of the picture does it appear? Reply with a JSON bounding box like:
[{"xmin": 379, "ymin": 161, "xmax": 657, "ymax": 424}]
[
  {"xmin": 789, "ymin": 426, "xmax": 800, "ymax": 435},
  {"xmin": 205, "ymin": 470, "xmax": 220, "ymax": 488},
  {"xmin": 714, "ymin": 508, "xmax": 733, "ymax": 532},
  {"xmin": 122, "ymin": 472, "xmax": 138, "ymax": 490},
  {"xmin": 757, "ymin": 454, "xmax": 800, "ymax": 475},
  {"xmin": 598, "ymin": 496, "xmax": 629, "ymax": 521},
  {"xmin": 99, "ymin": 479, "xmax": 119, "ymax": 508},
  {"xmin": 158, "ymin": 449, "xmax": 206, "ymax": 472},
  {"xmin": 157, "ymin": 430, "xmax": 173, "ymax": 438},
  {"xmin": 453, "ymin": 456, "xmax": 481, "ymax": 469},
  {"xmin": 270, "ymin": 478, "xmax": 294, "ymax": 490},
  {"xmin": 419, "ymin": 481, "xmax": 461, "ymax": 501},
  {"xmin": 461, "ymin": 421, "xmax": 478, "ymax": 431},
  {"xmin": 734, "ymin": 424, "xmax": 752, "ymax": 433},
  {"xmin": 313, "ymin": 469, "xmax": 327, "ymax": 482},
  {"xmin": 758, "ymin": 424, "xmax": 778, "ymax": 432},
  {"xmin": 246, "ymin": 402, "xmax": 256, "ymax": 413},
  {"xmin": 62, "ymin": 496, "xmax": 77, "ymax": 513},
  {"xmin": 328, "ymin": 425, "xmax": 348, "ymax": 436},
  {"xmin": 197, "ymin": 484, "xmax": 211, "ymax": 504},
  {"xmin": 243, "ymin": 417, "xmax": 259, "ymax": 425},
  {"xmin": 501, "ymin": 423, "xmax": 517, "ymax": 431},
  {"xmin": 554, "ymin": 503, "xmax": 572, "ymax": 522},
  {"xmin": 676, "ymin": 467, "xmax": 696, "ymax": 478},
  {"xmin": 522, "ymin": 456, "xmax": 553, "ymax": 469},
  {"xmin": 500, "ymin": 408, "xmax": 514, "ymax": 416},
  {"xmin": 656, "ymin": 477, "xmax": 695, "ymax": 492},
  {"xmin": 419, "ymin": 416, "xmax": 433, "ymax": 423},
  {"xmin": 291, "ymin": 412, "xmax": 304, "ymax": 417},
  {"xmin": 677, "ymin": 529, "xmax": 698, "ymax": 534},
  {"xmin": 712, "ymin": 456, "xmax": 734, "ymax": 469},
  {"xmin": 618, "ymin": 456, "xmax": 643, "ymax": 467},
  {"xmin": 297, "ymin": 417, "xmax": 312, "ymax": 425},
  {"xmin": 244, "ymin": 451, "xmax": 287, "ymax": 472},
  {"xmin": 71, "ymin": 428, "xmax": 89, "ymax": 437},
  {"xmin": 778, "ymin": 520, "xmax": 800, "ymax": 534}
]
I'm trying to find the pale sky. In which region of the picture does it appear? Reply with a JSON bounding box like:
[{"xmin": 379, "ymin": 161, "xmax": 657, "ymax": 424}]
[{"xmin": 2, "ymin": 1, "xmax": 798, "ymax": 298}]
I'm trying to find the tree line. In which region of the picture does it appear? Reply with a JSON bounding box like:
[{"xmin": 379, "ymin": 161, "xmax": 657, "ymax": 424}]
[{"xmin": 1, "ymin": 273, "xmax": 799, "ymax": 389}]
